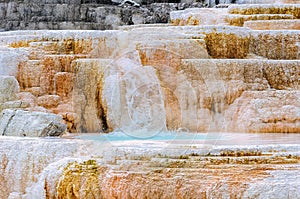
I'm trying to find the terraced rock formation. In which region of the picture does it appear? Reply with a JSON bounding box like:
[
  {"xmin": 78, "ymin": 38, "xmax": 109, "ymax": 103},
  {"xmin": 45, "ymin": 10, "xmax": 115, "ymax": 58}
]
[
  {"xmin": 0, "ymin": 1, "xmax": 299, "ymax": 198},
  {"xmin": 1, "ymin": 135, "xmax": 300, "ymax": 198},
  {"xmin": 1, "ymin": 4, "xmax": 299, "ymax": 133}
]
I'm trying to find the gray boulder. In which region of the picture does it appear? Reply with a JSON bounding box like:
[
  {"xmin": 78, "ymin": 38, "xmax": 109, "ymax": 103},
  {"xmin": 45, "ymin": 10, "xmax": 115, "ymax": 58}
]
[{"xmin": 0, "ymin": 109, "xmax": 66, "ymax": 137}]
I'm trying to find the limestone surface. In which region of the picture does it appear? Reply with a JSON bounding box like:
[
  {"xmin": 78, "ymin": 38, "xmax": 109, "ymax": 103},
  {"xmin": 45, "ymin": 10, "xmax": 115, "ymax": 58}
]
[
  {"xmin": 0, "ymin": 1, "xmax": 299, "ymax": 198},
  {"xmin": 0, "ymin": 136, "xmax": 299, "ymax": 199}
]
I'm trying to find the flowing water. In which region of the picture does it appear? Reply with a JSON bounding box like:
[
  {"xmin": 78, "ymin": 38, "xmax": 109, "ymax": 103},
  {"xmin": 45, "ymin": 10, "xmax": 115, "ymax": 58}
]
[{"xmin": 102, "ymin": 57, "xmax": 167, "ymax": 138}]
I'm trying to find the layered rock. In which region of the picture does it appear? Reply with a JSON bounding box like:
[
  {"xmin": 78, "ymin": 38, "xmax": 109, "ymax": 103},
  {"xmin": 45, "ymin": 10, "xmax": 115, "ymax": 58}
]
[
  {"xmin": 0, "ymin": 136, "xmax": 300, "ymax": 198},
  {"xmin": 2, "ymin": 30, "xmax": 130, "ymax": 133},
  {"xmin": 0, "ymin": 76, "xmax": 31, "ymax": 113},
  {"xmin": 175, "ymin": 59, "xmax": 300, "ymax": 132},
  {"xmin": 225, "ymin": 14, "xmax": 295, "ymax": 26},
  {"xmin": 244, "ymin": 19, "xmax": 300, "ymax": 30},
  {"xmin": 225, "ymin": 91, "xmax": 300, "ymax": 133},
  {"xmin": 171, "ymin": 3, "xmax": 300, "ymax": 27},
  {"xmin": 250, "ymin": 30, "xmax": 300, "ymax": 60},
  {"xmin": 1, "ymin": 27, "xmax": 299, "ymax": 133},
  {"xmin": 228, "ymin": 4, "xmax": 300, "ymax": 18},
  {"xmin": 170, "ymin": 8, "xmax": 229, "ymax": 25},
  {"xmin": 0, "ymin": 136, "xmax": 92, "ymax": 199},
  {"xmin": 0, "ymin": 0, "xmax": 206, "ymax": 31},
  {"xmin": 0, "ymin": 2, "xmax": 299, "ymax": 135}
]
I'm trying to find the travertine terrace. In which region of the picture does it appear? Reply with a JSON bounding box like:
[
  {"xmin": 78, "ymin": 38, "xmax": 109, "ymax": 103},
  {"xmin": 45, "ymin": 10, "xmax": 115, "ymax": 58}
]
[{"xmin": 0, "ymin": 1, "xmax": 300, "ymax": 198}]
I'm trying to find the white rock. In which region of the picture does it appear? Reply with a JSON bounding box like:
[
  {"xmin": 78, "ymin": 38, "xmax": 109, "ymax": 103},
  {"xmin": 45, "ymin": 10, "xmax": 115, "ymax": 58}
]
[
  {"xmin": 0, "ymin": 109, "xmax": 66, "ymax": 137},
  {"xmin": 0, "ymin": 76, "xmax": 20, "ymax": 103},
  {"xmin": 0, "ymin": 100, "xmax": 30, "ymax": 113},
  {"xmin": 0, "ymin": 48, "xmax": 28, "ymax": 76}
]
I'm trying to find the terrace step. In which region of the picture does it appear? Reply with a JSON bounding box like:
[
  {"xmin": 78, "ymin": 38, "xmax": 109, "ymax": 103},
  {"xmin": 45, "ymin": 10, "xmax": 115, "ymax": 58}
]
[
  {"xmin": 225, "ymin": 14, "xmax": 295, "ymax": 26},
  {"xmin": 244, "ymin": 19, "xmax": 300, "ymax": 30},
  {"xmin": 250, "ymin": 30, "xmax": 300, "ymax": 59},
  {"xmin": 228, "ymin": 4, "xmax": 300, "ymax": 18}
]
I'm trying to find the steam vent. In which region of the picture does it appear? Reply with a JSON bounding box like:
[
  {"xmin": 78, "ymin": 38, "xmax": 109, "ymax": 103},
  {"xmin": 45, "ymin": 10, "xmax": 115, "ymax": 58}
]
[{"xmin": 0, "ymin": 0, "xmax": 300, "ymax": 198}]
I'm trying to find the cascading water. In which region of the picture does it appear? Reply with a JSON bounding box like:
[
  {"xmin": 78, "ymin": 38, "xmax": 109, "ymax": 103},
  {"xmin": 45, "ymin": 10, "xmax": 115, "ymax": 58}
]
[{"xmin": 102, "ymin": 57, "xmax": 167, "ymax": 138}]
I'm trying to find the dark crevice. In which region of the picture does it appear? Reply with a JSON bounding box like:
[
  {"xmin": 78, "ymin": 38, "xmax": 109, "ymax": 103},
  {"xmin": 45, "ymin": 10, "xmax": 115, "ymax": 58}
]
[
  {"xmin": 2, "ymin": 111, "xmax": 16, "ymax": 136},
  {"xmin": 80, "ymin": 90, "xmax": 88, "ymax": 133},
  {"xmin": 100, "ymin": 106, "xmax": 109, "ymax": 133},
  {"xmin": 96, "ymin": 89, "xmax": 108, "ymax": 133}
]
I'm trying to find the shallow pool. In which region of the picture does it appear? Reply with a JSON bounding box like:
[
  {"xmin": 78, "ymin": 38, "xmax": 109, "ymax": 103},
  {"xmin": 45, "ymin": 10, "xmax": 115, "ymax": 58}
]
[{"xmin": 76, "ymin": 131, "xmax": 300, "ymax": 145}]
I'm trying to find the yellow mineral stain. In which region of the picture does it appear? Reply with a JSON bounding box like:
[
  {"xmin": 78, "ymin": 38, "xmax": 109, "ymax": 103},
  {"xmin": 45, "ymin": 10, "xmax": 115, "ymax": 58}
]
[
  {"xmin": 9, "ymin": 39, "xmax": 37, "ymax": 48},
  {"xmin": 74, "ymin": 39, "xmax": 93, "ymax": 54},
  {"xmin": 56, "ymin": 160, "xmax": 101, "ymax": 199},
  {"xmin": 204, "ymin": 32, "xmax": 250, "ymax": 58}
]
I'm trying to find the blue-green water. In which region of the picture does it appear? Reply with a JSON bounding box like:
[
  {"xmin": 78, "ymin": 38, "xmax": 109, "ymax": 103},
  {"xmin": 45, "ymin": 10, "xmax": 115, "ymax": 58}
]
[
  {"xmin": 76, "ymin": 131, "xmax": 225, "ymax": 142},
  {"xmin": 75, "ymin": 132, "xmax": 300, "ymax": 145}
]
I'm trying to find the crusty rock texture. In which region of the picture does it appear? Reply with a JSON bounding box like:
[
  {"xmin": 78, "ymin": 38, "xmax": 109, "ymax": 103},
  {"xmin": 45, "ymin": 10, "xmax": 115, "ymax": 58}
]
[
  {"xmin": 0, "ymin": 137, "xmax": 300, "ymax": 199},
  {"xmin": 0, "ymin": 0, "xmax": 206, "ymax": 31},
  {"xmin": 225, "ymin": 91, "xmax": 300, "ymax": 133},
  {"xmin": 0, "ymin": 2, "xmax": 299, "ymax": 135}
]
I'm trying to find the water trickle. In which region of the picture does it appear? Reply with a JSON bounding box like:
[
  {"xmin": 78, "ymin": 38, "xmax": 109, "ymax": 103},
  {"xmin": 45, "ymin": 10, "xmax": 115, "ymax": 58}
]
[
  {"xmin": 202, "ymin": 74, "xmax": 227, "ymax": 132},
  {"xmin": 181, "ymin": 59, "xmax": 228, "ymax": 132},
  {"xmin": 103, "ymin": 57, "xmax": 167, "ymax": 138}
]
